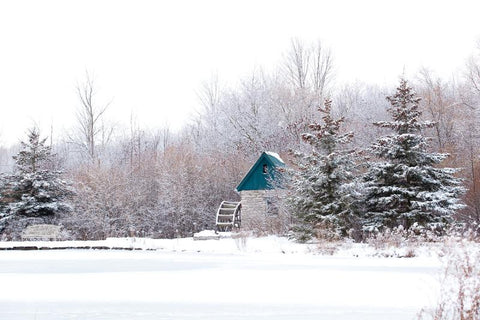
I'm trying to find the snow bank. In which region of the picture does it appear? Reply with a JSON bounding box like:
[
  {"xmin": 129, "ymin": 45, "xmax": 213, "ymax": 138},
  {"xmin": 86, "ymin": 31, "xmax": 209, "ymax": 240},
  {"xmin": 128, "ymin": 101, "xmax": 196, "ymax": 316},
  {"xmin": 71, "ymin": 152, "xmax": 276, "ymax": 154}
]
[
  {"xmin": 0, "ymin": 235, "xmax": 313, "ymax": 254},
  {"xmin": 0, "ymin": 234, "xmax": 445, "ymax": 261}
]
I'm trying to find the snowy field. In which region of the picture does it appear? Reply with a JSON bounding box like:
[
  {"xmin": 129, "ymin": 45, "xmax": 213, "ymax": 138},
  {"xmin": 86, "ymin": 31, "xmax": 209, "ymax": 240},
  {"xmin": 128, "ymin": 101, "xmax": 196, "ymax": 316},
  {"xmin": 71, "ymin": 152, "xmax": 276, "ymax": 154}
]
[{"xmin": 0, "ymin": 237, "xmax": 442, "ymax": 320}]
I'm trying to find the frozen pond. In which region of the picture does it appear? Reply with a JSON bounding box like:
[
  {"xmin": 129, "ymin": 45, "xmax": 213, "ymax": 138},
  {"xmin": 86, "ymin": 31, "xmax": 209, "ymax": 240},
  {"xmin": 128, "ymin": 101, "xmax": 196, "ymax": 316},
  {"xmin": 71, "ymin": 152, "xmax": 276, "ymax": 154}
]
[{"xmin": 0, "ymin": 249, "xmax": 441, "ymax": 319}]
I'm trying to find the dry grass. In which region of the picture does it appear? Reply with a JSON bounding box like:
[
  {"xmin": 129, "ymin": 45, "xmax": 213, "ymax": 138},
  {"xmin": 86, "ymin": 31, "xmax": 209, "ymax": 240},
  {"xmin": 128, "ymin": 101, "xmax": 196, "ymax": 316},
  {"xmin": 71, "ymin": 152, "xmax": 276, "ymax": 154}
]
[
  {"xmin": 364, "ymin": 226, "xmax": 430, "ymax": 257},
  {"xmin": 232, "ymin": 231, "xmax": 250, "ymax": 251},
  {"xmin": 418, "ymin": 240, "xmax": 480, "ymax": 320}
]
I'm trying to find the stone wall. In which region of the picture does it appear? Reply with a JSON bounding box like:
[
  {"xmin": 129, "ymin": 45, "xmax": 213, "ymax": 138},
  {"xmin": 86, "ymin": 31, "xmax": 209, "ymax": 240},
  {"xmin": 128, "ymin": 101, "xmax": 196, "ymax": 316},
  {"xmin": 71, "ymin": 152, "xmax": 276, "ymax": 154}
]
[
  {"xmin": 240, "ymin": 190, "xmax": 266, "ymax": 230},
  {"xmin": 239, "ymin": 189, "xmax": 289, "ymax": 234}
]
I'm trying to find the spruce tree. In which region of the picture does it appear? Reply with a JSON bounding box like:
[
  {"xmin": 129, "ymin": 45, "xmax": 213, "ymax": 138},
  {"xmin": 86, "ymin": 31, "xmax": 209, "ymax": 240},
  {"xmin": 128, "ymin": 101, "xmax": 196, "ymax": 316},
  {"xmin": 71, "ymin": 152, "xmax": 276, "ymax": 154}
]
[
  {"xmin": 13, "ymin": 127, "xmax": 53, "ymax": 174},
  {"xmin": 363, "ymin": 79, "xmax": 464, "ymax": 232},
  {"xmin": 287, "ymin": 99, "xmax": 359, "ymax": 241},
  {"xmin": 0, "ymin": 128, "xmax": 73, "ymax": 236}
]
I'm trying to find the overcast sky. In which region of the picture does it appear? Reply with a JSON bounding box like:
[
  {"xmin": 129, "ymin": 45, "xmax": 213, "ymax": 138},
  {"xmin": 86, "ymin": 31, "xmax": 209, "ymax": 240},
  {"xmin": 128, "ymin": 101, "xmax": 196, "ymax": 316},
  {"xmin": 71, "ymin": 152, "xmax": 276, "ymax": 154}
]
[{"xmin": 0, "ymin": 0, "xmax": 479, "ymax": 145}]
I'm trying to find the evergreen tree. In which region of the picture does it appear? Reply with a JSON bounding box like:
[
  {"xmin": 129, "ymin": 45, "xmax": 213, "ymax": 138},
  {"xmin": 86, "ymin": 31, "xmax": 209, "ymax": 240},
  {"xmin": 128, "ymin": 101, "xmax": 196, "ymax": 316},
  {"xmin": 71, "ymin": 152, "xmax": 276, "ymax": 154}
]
[
  {"xmin": 287, "ymin": 99, "xmax": 359, "ymax": 241},
  {"xmin": 13, "ymin": 128, "xmax": 53, "ymax": 174},
  {"xmin": 0, "ymin": 128, "xmax": 73, "ymax": 237},
  {"xmin": 363, "ymin": 79, "xmax": 464, "ymax": 232}
]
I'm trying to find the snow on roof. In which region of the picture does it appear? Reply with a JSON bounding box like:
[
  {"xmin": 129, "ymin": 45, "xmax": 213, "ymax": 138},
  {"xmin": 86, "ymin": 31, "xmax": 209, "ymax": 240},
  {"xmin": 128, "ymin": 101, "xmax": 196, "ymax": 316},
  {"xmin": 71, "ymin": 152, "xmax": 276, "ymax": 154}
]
[{"xmin": 265, "ymin": 151, "xmax": 284, "ymax": 164}]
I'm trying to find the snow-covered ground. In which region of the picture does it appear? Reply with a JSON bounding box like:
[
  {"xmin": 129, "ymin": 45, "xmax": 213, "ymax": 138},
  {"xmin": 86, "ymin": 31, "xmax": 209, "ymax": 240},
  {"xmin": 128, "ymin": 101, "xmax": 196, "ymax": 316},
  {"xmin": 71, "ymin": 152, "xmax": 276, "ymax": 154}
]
[{"xmin": 0, "ymin": 236, "xmax": 442, "ymax": 319}]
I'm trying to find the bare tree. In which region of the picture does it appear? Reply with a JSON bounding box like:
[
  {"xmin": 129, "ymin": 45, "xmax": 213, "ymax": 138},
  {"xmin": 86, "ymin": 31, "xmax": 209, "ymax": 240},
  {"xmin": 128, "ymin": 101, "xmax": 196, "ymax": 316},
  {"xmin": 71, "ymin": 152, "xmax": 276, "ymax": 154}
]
[
  {"xmin": 333, "ymin": 82, "xmax": 389, "ymax": 149},
  {"xmin": 460, "ymin": 125, "xmax": 480, "ymax": 226},
  {"xmin": 159, "ymin": 125, "xmax": 171, "ymax": 155},
  {"xmin": 283, "ymin": 38, "xmax": 333, "ymax": 96},
  {"xmin": 73, "ymin": 72, "xmax": 113, "ymax": 162},
  {"xmin": 283, "ymin": 38, "xmax": 310, "ymax": 90},
  {"xmin": 197, "ymin": 73, "xmax": 221, "ymax": 131},
  {"xmin": 310, "ymin": 40, "xmax": 334, "ymax": 97},
  {"xmin": 417, "ymin": 68, "xmax": 464, "ymax": 153},
  {"xmin": 454, "ymin": 50, "xmax": 480, "ymax": 226},
  {"xmin": 466, "ymin": 42, "xmax": 480, "ymax": 96}
]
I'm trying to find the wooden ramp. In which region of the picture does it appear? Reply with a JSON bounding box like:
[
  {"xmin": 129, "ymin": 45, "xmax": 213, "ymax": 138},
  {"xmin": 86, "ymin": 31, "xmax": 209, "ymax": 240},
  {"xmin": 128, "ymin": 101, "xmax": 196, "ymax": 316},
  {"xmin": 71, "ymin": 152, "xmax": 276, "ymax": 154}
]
[{"xmin": 215, "ymin": 201, "xmax": 241, "ymax": 232}]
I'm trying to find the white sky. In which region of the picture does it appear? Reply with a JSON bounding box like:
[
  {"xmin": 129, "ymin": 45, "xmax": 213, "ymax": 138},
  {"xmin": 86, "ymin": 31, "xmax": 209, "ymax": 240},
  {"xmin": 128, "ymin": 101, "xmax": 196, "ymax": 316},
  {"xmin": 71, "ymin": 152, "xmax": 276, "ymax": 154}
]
[{"xmin": 0, "ymin": 0, "xmax": 479, "ymax": 145}]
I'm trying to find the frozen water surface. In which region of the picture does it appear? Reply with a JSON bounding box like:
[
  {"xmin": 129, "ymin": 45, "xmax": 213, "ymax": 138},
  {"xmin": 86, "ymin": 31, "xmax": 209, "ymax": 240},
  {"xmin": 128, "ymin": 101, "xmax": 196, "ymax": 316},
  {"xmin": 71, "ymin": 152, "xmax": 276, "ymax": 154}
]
[{"xmin": 0, "ymin": 245, "xmax": 441, "ymax": 319}]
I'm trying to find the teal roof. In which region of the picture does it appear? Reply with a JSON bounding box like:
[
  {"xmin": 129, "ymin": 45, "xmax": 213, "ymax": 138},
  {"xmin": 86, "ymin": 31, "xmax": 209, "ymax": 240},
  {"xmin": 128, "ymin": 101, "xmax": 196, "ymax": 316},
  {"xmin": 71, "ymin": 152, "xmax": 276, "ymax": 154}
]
[{"xmin": 236, "ymin": 152, "xmax": 285, "ymax": 191}]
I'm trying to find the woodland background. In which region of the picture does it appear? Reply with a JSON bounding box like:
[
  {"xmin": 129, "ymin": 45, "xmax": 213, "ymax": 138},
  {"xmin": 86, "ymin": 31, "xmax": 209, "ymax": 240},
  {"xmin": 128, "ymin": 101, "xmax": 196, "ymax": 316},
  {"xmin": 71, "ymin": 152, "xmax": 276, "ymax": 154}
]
[{"xmin": 1, "ymin": 39, "xmax": 480, "ymax": 240}]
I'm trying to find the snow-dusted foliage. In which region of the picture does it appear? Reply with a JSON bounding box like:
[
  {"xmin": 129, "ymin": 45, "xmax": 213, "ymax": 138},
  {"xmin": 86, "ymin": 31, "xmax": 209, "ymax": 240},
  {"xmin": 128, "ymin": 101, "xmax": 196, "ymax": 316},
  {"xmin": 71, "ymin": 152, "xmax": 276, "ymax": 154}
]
[
  {"xmin": 13, "ymin": 128, "xmax": 53, "ymax": 174},
  {"xmin": 363, "ymin": 79, "xmax": 465, "ymax": 232},
  {"xmin": 64, "ymin": 140, "xmax": 241, "ymax": 240},
  {"xmin": 287, "ymin": 99, "xmax": 360, "ymax": 241},
  {"xmin": 418, "ymin": 239, "xmax": 480, "ymax": 320},
  {"xmin": 0, "ymin": 128, "xmax": 73, "ymax": 238},
  {"xmin": 192, "ymin": 40, "xmax": 334, "ymax": 162}
]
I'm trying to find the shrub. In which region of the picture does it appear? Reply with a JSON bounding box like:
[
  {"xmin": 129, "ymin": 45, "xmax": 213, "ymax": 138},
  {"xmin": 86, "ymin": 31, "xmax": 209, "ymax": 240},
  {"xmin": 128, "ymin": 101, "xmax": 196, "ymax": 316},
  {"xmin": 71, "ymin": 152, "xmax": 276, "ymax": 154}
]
[{"xmin": 419, "ymin": 240, "xmax": 480, "ymax": 319}]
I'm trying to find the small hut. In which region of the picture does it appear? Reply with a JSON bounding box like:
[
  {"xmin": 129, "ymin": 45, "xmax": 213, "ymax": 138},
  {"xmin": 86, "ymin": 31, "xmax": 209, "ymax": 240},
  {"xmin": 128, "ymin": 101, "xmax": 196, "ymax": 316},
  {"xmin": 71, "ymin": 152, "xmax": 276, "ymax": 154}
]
[{"xmin": 235, "ymin": 151, "xmax": 286, "ymax": 230}]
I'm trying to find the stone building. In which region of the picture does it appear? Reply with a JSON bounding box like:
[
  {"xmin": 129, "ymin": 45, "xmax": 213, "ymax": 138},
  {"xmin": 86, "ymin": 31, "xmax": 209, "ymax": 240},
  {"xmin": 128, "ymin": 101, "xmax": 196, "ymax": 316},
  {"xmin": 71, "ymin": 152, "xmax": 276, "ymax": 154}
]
[{"xmin": 235, "ymin": 152, "xmax": 286, "ymax": 231}]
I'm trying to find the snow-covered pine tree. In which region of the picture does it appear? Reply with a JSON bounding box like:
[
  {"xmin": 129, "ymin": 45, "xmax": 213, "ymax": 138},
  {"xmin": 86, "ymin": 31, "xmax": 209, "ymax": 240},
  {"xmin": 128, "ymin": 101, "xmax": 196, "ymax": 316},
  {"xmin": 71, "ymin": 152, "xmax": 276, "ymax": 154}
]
[
  {"xmin": 287, "ymin": 99, "xmax": 359, "ymax": 241},
  {"xmin": 13, "ymin": 127, "xmax": 53, "ymax": 174},
  {"xmin": 0, "ymin": 128, "xmax": 73, "ymax": 238},
  {"xmin": 363, "ymin": 79, "xmax": 465, "ymax": 232}
]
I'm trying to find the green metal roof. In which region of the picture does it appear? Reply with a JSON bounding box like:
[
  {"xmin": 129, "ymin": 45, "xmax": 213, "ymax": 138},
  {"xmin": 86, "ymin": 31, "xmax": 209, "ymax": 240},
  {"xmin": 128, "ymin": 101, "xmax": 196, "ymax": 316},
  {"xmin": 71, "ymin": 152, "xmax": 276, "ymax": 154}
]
[{"xmin": 236, "ymin": 152, "xmax": 285, "ymax": 191}]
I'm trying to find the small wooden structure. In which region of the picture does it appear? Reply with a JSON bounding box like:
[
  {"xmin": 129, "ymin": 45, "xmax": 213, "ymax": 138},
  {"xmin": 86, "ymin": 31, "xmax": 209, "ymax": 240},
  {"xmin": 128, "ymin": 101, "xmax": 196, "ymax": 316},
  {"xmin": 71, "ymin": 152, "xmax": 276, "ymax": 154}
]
[{"xmin": 215, "ymin": 201, "xmax": 241, "ymax": 231}]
